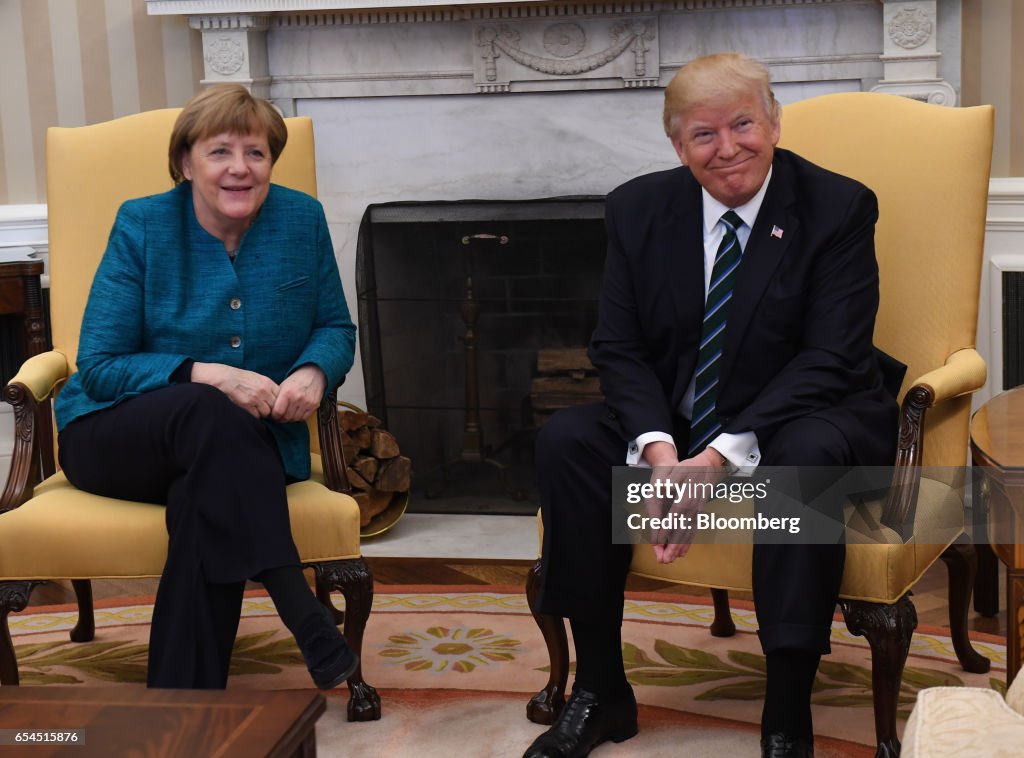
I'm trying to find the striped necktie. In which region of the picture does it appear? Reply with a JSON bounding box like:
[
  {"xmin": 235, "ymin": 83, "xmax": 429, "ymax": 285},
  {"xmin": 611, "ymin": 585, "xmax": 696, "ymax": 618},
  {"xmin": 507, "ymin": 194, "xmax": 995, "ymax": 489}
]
[{"xmin": 688, "ymin": 210, "xmax": 744, "ymax": 456}]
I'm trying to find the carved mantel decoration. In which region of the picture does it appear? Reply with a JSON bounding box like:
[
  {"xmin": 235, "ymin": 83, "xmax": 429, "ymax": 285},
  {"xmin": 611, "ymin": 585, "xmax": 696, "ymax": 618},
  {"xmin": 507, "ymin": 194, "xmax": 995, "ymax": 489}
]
[
  {"xmin": 147, "ymin": 0, "xmax": 961, "ymax": 108},
  {"xmin": 873, "ymin": 0, "xmax": 954, "ymax": 105},
  {"xmin": 474, "ymin": 19, "xmax": 658, "ymax": 92}
]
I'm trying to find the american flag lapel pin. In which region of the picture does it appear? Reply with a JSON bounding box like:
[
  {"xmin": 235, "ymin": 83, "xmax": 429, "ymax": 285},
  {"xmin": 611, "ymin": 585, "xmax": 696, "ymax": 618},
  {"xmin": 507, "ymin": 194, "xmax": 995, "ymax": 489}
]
[{"xmin": 771, "ymin": 225, "xmax": 784, "ymax": 239}]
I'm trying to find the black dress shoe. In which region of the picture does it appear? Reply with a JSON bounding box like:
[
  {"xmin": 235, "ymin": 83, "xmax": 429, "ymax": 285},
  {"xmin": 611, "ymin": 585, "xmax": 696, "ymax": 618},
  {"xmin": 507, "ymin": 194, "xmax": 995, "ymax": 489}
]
[
  {"xmin": 297, "ymin": 605, "xmax": 360, "ymax": 690},
  {"xmin": 523, "ymin": 687, "xmax": 638, "ymax": 758},
  {"xmin": 761, "ymin": 732, "xmax": 814, "ymax": 758},
  {"xmin": 307, "ymin": 639, "xmax": 359, "ymax": 690}
]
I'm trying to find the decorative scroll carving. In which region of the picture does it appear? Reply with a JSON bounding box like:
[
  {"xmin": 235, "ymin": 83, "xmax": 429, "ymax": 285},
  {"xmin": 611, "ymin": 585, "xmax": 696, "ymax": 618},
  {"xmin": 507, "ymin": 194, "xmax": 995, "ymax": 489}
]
[
  {"xmin": 0, "ymin": 582, "xmax": 39, "ymax": 616},
  {"xmin": 878, "ymin": 383, "xmax": 931, "ymax": 535},
  {"xmin": 206, "ymin": 36, "xmax": 246, "ymax": 75},
  {"xmin": 312, "ymin": 558, "xmax": 381, "ymax": 721},
  {"xmin": 888, "ymin": 7, "xmax": 933, "ymax": 50},
  {"xmin": 1, "ymin": 581, "xmax": 43, "ymax": 685},
  {"xmin": 840, "ymin": 595, "xmax": 918, "ymax": 757},
  {"xmin": 477, "ymin": 21, "xmax": 653, "ymax": 80},
  {"xmin": 317, "ymin": 389, "xmax": 351, "ymax": 494},
  {"xmin": 0, "ymin": 383, "xmax": 40, "ymax": 513}
]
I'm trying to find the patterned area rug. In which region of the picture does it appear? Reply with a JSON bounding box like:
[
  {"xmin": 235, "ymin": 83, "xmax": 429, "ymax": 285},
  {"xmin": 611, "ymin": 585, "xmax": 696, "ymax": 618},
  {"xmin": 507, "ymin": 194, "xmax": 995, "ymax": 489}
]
[{"xmin": 7, "ymin": 587, "xmax": 1006, "ymax": 756}]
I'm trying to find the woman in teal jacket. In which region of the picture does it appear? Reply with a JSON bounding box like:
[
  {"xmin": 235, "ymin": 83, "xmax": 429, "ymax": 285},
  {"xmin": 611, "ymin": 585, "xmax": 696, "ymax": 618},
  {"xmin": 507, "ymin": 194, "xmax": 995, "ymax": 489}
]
[{"xmin": 55, "ymin": 85, "xmax": 359, "ymax": 690}]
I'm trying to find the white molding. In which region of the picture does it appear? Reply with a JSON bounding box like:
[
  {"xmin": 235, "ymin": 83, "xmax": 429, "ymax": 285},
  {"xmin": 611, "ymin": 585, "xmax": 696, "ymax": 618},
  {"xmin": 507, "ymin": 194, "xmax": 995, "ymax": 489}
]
[
  {"xmin": 985, "ymin": 254, "xmax": 1024, "ymax": 401},
  {"xmin": 147, "ymin": 0, "xmax": 854, "ymax": 16},
  {"xmin": 0, "ymin": 204, "xmax": 49, "ymax": 285},
  {"xmin": 988, "ymin": 177, "xmax": 1024, "ymax": 208},
  {"xmin": 0, "ymin": 204, "xmax": 47, "ymax": 246},
  {"xmin": 147, "ymin": 0, "xmax": 867, "ymax": 26},
  {"xmin": 975, "ymin": 179, "xmax": 1024, "ymax": 406}
]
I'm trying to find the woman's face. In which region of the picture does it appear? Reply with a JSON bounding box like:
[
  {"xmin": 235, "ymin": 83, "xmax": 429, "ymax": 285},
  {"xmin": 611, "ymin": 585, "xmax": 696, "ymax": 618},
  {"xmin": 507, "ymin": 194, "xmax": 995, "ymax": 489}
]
[{"xmin": 181, "ymin": 130, "xmax": 272, "ymax": 241}]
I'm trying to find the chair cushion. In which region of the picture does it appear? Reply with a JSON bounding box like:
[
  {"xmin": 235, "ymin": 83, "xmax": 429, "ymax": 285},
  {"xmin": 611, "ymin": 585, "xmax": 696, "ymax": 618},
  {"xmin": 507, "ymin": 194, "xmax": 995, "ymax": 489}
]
[
  {"xmin": 540, "ymin": 476, "xmax": 964, "ymax": 604},
  {"xmin": 902, "ymin": 687, "xmax": 1024, "ymax": 756},
  {"xmin": 0, "ymin": 454, "xmax": 361, "ymax": 580}
]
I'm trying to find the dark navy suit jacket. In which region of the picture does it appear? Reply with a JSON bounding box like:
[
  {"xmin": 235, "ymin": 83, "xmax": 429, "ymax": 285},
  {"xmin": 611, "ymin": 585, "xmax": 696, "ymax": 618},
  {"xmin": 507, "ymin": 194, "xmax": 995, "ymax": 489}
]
[{"xmin": 589, "ymin": 148, "xmax": 897, "ymax": 465}]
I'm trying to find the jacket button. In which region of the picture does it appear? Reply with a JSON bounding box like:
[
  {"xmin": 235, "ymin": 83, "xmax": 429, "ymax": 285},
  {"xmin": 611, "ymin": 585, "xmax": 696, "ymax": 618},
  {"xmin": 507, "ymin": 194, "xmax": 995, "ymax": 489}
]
[
  {"xmin": 229, "ymin": 297, "xmax": 241, "ymax": 310},
  {"xmin": 229, "ymin": 336, "xmax": 241, "ymax": 348}
]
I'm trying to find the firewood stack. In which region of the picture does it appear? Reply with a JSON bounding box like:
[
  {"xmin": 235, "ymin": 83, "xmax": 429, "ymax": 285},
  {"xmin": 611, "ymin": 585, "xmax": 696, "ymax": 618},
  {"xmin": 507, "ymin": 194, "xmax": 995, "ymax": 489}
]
[
  {"xmin": 338, "ymin": 409, "xmax": 411, "ymax": 527},
  {"xmin": 530, "ymin": 347, "xmax": 604, "ymax": 426}
]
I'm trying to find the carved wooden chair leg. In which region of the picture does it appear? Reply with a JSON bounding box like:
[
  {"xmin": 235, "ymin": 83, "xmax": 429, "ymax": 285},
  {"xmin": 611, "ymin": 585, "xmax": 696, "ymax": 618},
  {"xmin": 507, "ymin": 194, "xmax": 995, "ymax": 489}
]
[
  {"xmin": 525, "ymin": 559, "xmax": 569, "ymax": 725},
  {"xmin": 939, "ymin": 542, "xmax": 990, "ymax": 673},
  {"xmin": 69, "ymin": 579, "xmax": 96, "ymax": 643},
  {"xmin": 710, "ymin": 588, "xmax": 736, "ymax": 637},
  {"xmin": 313, "ymin": 558, "xmax": 382, "ymax": 722},
  {"xmin": 840, "ymin": 596, "xmax": 917, "ymax": 758},
  {"xmin": 314, "ymin": 574, "xmax": 345, "ymax": 626},
  {"xmin": 0, "ymin": 581, "xmax": 42, "ymax": 685}
]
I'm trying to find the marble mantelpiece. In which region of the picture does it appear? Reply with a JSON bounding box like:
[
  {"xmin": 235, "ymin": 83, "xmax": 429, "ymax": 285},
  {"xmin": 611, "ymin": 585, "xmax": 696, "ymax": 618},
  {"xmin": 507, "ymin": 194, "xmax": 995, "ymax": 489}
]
[{"xmin": 149, "ymin": 1, "xmax": 959, "ymax": 105}]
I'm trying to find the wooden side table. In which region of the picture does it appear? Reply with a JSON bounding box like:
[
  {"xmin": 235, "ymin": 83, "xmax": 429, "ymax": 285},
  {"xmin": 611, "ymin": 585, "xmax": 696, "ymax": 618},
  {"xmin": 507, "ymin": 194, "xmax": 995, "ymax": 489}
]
[
  {"xmin": 0, "ymin": 260, "xmax": 54, "ymax": 485},
  {"xmin": 0, "ymin": 687, "xmax": 325, "ymax": 756},
  {"xmin": 971, "ymin": 386, "xmax": 1024, "ymax": 684},
  {"xmin": 0, "ymin": 260, "xmax": 47, "ymax": 365}
]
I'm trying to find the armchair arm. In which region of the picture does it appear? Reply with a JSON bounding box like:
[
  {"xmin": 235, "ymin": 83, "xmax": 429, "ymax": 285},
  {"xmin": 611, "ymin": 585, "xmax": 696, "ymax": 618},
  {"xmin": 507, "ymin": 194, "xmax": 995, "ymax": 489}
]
[
  {"xmin": 1, "ymin": 351, "xmax": 71, "ymax": 513},
  {"xmin": 316, "ymin": 387, "xmax": 352, "ymax": 494},
  {"xmin": 912, "ymin": 348, "xmax": 986, "ymax": 405},
  {"xmin": 8, "ymin": 350, "xmax": 70, "ymax": 403},
  {"xmin": 880, "ymin": 348, "xmax": 986, "ymax": 533}
]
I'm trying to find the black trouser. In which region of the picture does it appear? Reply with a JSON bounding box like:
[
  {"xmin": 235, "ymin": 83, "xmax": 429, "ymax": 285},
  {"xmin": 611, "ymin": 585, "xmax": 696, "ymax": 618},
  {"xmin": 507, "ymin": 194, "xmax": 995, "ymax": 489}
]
[
  {"xmin": 534, "ymin": 403, "xmax": 873, "ymax": 655},
  {"xmin": 59, "ymin": 383, "xmax": 301, "ymax": 688}
]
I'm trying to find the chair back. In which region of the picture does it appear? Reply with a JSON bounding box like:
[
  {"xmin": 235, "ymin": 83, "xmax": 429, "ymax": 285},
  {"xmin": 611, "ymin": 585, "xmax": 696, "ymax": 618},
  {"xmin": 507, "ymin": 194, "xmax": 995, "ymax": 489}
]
[
  {"xmin": 778, "ymin": 93, "xmax": 994, "ymax": 467},
  {"xmin": 46, "ymin": 109, "xmax": 318, "ymax": 374}
]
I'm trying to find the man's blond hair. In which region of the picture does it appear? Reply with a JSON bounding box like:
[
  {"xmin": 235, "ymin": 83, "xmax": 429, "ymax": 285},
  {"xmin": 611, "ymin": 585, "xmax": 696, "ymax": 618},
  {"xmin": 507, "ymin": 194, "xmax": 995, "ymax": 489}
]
[{"xmin": 662, "ymin": 53, "xmax": 781, "ymax": 139}]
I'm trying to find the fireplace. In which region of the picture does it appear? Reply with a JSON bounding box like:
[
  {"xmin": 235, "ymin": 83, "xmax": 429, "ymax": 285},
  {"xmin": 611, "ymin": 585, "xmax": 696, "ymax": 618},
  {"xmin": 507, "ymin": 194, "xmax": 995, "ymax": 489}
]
[{"xmin": 357, "ymin": 198, "xmax": 605, "ymax": 512}]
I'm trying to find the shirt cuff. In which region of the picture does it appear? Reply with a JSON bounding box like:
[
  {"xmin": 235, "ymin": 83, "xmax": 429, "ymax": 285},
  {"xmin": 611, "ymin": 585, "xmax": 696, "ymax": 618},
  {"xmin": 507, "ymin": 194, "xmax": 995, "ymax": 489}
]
[
  {"xmin": 627, "ymin": 431, "xmax": 676, "ymax": 466},
  {"xmin": 707, "ymin": 431, "xmax": 761, "ymax": 475}
]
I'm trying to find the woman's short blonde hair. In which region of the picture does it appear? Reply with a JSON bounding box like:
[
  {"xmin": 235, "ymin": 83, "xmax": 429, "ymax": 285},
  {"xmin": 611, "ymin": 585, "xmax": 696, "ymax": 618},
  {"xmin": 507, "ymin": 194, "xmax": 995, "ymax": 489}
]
[
  {"xmin": 662, "ymin": 53, "xmax": 780, "ymax": 139},
  {"xmin": 168, "ymin": 84, "xmax": 287, "ymax": 184}
]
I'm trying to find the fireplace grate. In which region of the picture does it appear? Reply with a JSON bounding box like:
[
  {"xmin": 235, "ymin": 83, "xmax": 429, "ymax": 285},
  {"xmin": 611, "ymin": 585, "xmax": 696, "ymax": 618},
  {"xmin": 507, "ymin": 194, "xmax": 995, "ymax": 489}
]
[{"xmin": 356, "ymin": 198, "xmax": 607, "ymax": 514}]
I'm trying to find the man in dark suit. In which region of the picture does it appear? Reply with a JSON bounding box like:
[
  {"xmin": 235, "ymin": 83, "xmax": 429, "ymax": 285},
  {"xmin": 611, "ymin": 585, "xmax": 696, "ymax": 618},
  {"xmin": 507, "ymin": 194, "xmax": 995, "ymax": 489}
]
[{"xmin": 525, "ymin": 53, "xmax": 897, "ymax": 758}]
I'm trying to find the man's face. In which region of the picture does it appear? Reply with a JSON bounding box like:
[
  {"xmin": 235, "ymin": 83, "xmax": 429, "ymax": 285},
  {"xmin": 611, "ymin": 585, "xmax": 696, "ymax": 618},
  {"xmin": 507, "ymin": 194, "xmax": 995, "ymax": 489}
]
[{"xmin": 670, "ymin": 91, "xmax": 780, "ymax": 209}]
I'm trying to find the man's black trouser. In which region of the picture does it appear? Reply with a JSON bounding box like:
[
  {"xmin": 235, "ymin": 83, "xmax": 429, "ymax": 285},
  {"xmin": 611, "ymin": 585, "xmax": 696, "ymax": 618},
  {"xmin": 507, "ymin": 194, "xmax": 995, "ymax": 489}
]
[{"xmin": 534, "ymin": 402, "xmax": 885, "ymax": 655}]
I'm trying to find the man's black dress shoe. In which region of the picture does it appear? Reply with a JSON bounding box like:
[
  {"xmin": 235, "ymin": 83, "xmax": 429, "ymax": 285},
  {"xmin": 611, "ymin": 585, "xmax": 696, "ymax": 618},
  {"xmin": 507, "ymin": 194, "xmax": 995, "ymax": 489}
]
[
  {"xmin": 523, "ymin": 687, "xmax": 638, "ymax": 758},
  {"xmin": 761, "ymin": 733, "xmax": 814, "ymax": 758}
]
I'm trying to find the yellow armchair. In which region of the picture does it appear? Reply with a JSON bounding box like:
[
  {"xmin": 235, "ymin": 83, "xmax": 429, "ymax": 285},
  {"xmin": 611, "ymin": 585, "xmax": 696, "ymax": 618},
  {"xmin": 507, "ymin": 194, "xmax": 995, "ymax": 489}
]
[
  {"xmin": 0, "ymin": 109, "xmax": 381, "ymax": 721},
  {"xmin": 526, "ymin": 92, "xmax": 995, "ymax": 757}
]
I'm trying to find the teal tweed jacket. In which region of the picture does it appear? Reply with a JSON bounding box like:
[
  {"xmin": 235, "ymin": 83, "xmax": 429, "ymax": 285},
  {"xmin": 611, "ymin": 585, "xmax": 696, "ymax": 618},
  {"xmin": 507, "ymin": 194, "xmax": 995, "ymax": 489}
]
[{"xmin": 54, "ymin": 182, "xmax": 357, "ymax": 481}]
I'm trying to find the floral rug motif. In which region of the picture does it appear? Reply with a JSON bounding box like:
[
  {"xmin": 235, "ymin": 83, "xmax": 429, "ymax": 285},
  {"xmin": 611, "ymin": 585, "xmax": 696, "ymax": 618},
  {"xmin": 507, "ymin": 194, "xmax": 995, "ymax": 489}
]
[{"xmin": 6, "ymin": 587, "xmax": 1006, "ymax": 754}]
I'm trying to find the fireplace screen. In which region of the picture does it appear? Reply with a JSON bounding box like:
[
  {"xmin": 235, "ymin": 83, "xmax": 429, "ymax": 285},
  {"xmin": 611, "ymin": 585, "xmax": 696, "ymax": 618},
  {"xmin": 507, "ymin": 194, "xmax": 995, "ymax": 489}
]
[{"xmin": 357, "ymin": 199, "xmax": 606, "ymax": 514}]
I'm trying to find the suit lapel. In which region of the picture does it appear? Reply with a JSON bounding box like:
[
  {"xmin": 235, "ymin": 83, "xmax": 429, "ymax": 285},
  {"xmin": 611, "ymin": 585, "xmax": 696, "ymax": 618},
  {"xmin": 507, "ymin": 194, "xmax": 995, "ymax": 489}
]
[
  {"xmin": 719, "ymin": 153, "xmax": 798, "ymax": 383},
  {"xmin": 664, "ymin": 170, "xmax": 706, "ymax": 341}
]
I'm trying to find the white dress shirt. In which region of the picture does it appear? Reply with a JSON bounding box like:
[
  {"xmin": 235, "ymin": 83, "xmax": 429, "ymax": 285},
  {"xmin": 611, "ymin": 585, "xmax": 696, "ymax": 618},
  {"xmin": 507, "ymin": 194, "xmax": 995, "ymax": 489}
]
[{"xmin": 626, "ymin": 167, "xmax": 772, "ymax": 474}]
